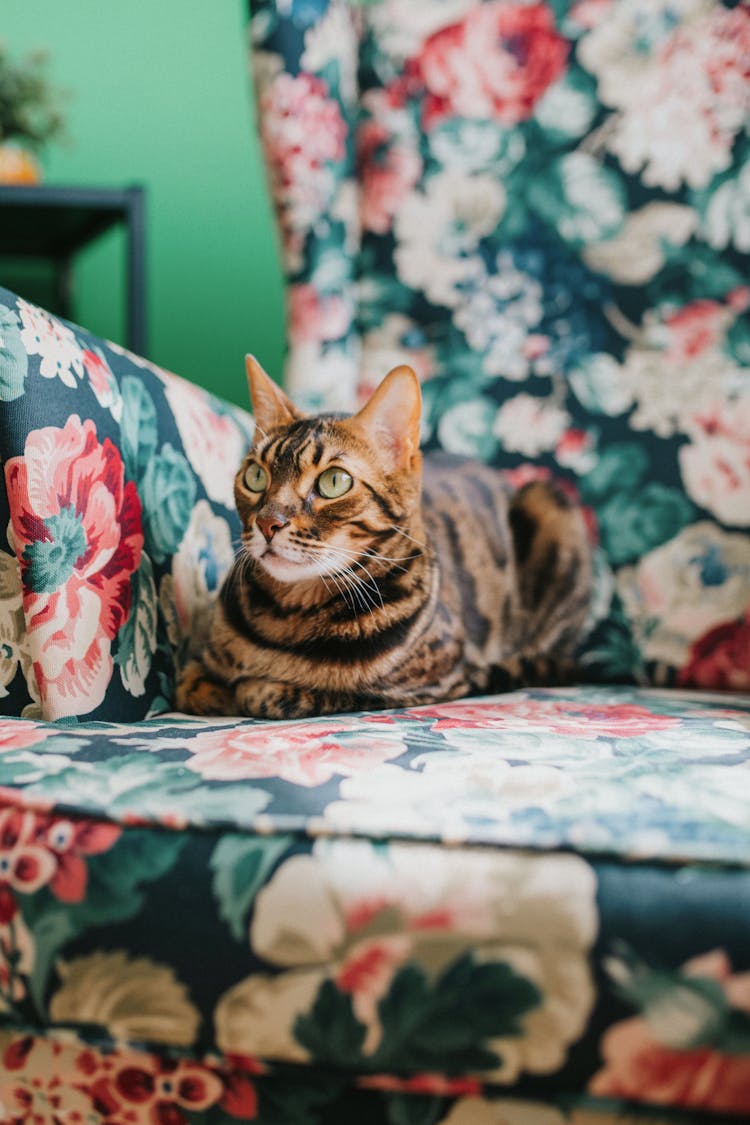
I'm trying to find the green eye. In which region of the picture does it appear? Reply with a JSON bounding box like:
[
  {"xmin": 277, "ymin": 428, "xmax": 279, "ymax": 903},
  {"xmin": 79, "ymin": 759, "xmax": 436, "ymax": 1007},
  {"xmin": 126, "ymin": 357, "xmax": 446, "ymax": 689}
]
[
  {"xmin": 244, "ymin": 462, "xmax": 269, "ymax": 493},
  {"xmin": 317, "ymin": 467, "xmax": 353, "ymax": 499}
]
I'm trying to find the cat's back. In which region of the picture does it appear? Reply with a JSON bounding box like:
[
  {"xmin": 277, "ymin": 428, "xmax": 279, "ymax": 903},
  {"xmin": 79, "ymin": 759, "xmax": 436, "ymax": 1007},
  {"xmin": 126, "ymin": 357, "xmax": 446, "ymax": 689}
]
[{"xmin": 422, "ymin": 451, "xmax": 512, "ymax": 554}]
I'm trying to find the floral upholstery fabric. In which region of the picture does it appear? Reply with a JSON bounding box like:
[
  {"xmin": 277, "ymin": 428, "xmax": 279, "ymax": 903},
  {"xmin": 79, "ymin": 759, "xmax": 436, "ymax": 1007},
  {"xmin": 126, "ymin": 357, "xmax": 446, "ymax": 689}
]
[
  {"xmin": 0, "ymin": 287, "xmax": 253, "ymax": 722},
  {"xmin": 248, "ymin": 0, "xmax": 750, "ymax": 691},
  {"xmin": 0, "ymin": 686, "xmax": 749, "ymax": 1122},
  {"xmin": 0, "ymin": 2, "xmax": 749, "ymax": 1120}
]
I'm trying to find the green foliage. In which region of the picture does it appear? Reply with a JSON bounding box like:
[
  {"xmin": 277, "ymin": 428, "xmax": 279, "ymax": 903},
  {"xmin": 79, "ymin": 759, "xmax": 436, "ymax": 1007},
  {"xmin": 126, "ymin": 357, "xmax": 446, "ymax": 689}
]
[
  {"xmin": 121, "ymin": 375, "xmax": 160, "ymax": 482},
  {"xmin": 0, "ymin": 44, "xmax": 67, "ymax": 151},
  {"xmin": 210, "ymin": 834, "xmax": 293, "ymax": 943},
  {"xmin": 0, "ymin": 303, "xmax": 27, "ymax": 401},
  {"xmin": 295, "ymin": 953, "xmax": 541, "ymax": 1075},
  {"xmin": 116, "ymin": 552, "xmax": 158, "ymax": 696}
]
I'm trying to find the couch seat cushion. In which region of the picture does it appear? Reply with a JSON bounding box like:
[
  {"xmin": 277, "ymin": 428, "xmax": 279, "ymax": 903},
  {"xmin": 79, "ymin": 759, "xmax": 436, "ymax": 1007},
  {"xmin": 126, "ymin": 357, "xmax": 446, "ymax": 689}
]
[
  {"xmin": 1, "ymin": 686, "xmax": 748, "ymax": 863},
  {"xmin": 0, "ymin": 685, "xmax": 749, "ymax": 1114}
]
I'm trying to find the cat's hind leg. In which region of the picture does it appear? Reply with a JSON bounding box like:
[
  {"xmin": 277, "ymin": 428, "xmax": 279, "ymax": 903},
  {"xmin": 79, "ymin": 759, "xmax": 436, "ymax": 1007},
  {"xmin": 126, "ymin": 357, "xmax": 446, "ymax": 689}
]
[{"xmin": 508, "ymin": 480, "xmax": 593, "ymax": 660}]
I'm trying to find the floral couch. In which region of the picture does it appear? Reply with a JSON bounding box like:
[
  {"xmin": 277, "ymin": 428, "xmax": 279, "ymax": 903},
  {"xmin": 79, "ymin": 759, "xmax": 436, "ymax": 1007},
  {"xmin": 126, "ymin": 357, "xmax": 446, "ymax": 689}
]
[{"xmin": 0, "ymin": 0, "xmax": 750, "ymax": 1122}]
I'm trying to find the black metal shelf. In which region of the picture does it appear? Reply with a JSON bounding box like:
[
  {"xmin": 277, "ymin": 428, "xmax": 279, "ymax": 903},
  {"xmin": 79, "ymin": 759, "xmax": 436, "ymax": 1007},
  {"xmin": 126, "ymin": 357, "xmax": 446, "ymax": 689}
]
[{"xmin": 0, "ymin": 183, "xmax": 148, "ymax": 354}]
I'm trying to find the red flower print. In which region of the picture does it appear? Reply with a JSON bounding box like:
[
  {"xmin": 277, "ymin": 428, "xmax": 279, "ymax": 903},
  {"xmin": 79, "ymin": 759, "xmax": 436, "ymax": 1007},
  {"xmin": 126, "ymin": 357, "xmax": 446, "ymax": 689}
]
[
  {"xmin": 0, "ymin": 1034, "xmax": 259, "ymax": 1125},
  {"xmin": 416, "ymin": 2, "xmax": 568, "ymax": 128},
  {"xmin": 359, "ymin": 1073, "xmax": 483, "ymax": 1098},
  {"xmin": 679, "ymin": 611, "xmax": 750, "ymax": 693},
  {"xmin": 0, "ymin": 809, "xmax": 57, "ymax": 899},
  {"xmin": 41, "ymin": 815, "xmax": 122, "ymax": 903},
  {"xmin": 407, "ymin": 697, "xmax": 682, "ymax": 738},
  {"xmin": 0, "ymin": 1034, "xmax": 98, "ymax": 1124},
  {"xmin": 89, "ymin": 1054, "xmax": 228, "ymax": 1125},
  {"xmin": 0, "ymin": 808, "xmax": 120, "ymax": 907},
  {"xmin": 590, "ymin": 952, "xmax": 750, "ymax": 1113},
  {"xmin": 5, "ymin": 416, "xmax": 143, "ymax": 719}
]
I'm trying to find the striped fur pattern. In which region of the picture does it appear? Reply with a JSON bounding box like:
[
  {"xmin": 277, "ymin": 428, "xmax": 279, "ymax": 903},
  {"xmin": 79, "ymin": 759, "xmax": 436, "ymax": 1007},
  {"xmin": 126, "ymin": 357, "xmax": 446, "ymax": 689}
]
[{"xmin": 175, "ymin": 361, "xmax": 592, "ymax": 719}]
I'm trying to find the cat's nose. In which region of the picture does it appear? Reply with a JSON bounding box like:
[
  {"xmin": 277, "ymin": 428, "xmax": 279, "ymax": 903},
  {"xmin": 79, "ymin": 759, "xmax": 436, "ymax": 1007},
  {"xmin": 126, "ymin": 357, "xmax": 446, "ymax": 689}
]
[{"xmin": 257, "ymin": 511, "xmax": 289, "ymax": 543}]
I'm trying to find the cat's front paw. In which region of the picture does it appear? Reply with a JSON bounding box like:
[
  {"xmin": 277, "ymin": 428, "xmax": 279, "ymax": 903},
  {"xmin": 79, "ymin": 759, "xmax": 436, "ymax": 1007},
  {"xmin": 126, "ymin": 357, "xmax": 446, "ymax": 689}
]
[
  {"xmin": 175, "ymin": 660, "xmax": 236, "ymax": 715},
  {"xmin": 234, "ymin": 679, "xmax": 337, "ymax": 719}
]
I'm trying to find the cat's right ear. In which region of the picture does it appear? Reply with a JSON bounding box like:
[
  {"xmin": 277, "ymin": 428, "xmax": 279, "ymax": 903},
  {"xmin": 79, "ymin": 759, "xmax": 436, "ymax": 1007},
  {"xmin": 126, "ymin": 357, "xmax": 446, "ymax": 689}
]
[{"xmin": 245, "ymin": 355, "xmax": 301, "ymax": 435}]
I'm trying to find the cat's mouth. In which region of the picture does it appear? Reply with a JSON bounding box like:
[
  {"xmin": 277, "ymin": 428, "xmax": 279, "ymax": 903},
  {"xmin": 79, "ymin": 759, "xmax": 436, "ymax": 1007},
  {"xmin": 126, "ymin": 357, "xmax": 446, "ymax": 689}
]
[{"xmin": 255, "ymin": 542, "xmax": 328, "ymax": 583}]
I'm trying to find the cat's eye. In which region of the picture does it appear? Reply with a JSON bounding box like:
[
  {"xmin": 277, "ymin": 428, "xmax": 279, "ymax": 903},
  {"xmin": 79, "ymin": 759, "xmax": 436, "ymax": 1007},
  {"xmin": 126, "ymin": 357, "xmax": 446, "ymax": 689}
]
[
  {"xmin": 317, "ymin": 467, "xmax": 353, "ymax": 499},
  {"xmin": 244, "ymin": 462, "xmax": 269, "ymax": 493}
]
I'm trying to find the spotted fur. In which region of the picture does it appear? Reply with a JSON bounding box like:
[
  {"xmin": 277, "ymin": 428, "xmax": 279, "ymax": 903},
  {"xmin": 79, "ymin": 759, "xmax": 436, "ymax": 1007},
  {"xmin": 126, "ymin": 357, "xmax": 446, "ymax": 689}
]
[{"xmin": 175, "ymin": 361, "xmax": 592, "ymax": 719}]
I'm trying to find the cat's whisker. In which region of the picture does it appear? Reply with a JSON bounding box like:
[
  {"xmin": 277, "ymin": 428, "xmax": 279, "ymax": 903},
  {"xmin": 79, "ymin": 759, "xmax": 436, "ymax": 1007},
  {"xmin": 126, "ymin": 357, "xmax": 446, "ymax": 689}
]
[
  {"xmin": 330, "ymin": 564, "xmax": 379, "ymax": 616},
  {"xmin": 328, "ymin": 568, "xmax": 363, "ymax": 617},
  {"xmin": 293, "ymin": 538, "xmax": 419, "ymax": 570},
  {"xmin": 389, "ymin": 524, "xmax": 427, "ymax": 551},
  {"xmin": 349, "ymin": 560, "xmax": 385, "ymax": 611}
]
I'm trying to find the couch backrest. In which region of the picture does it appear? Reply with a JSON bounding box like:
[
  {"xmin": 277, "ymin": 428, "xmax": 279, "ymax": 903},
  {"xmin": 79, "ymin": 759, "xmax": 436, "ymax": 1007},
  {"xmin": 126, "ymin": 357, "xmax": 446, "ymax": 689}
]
[
  {"xmin": 0, "ymin": 289, "xmax": 253, "ymax": 721},
  {"xmin": 249, "ymin": 0, "xmax": 750, "ymax": 691}
]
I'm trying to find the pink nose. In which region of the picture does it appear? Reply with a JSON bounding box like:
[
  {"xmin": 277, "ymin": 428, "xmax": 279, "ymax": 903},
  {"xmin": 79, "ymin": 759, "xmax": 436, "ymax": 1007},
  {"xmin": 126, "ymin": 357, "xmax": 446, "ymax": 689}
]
[{"xmin": 257, "ymin": 512, "xmax": 289, "ymax": 543}]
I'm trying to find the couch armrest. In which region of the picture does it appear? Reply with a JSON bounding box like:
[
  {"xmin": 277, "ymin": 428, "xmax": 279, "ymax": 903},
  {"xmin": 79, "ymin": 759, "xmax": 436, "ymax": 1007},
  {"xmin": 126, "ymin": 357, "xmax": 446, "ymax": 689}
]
[{"xmin": 0, "ymin": 287, "xmax": 253, "ymax": 722}]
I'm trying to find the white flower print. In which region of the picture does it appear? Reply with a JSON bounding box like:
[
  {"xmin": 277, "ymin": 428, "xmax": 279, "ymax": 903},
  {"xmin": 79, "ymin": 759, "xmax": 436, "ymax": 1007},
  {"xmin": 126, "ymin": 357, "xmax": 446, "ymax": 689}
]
[
  {"xmin": 216, "ymin": 839, "xmax": 597, "ymax": 1083},
  {"xmin": 617, "ymin": 522, "xmax": 750, "ymax": 669},
  {"xmin": 394, "ymin": 172, "xmax": 505, "ymax": 308},
  {"xmin": 17, "ymin": 299, "xmax": 84, "ymax": 387},
  {"xmin": 493, "ymin": 394, "xmax": 571, "ymax": 458}
]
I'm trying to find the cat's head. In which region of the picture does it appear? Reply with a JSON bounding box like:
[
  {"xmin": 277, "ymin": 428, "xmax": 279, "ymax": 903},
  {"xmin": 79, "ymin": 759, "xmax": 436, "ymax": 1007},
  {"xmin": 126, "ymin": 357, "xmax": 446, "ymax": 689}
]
[{"xmin": 236, "ymin": 357, "xmax": 423, "ymax": 584}]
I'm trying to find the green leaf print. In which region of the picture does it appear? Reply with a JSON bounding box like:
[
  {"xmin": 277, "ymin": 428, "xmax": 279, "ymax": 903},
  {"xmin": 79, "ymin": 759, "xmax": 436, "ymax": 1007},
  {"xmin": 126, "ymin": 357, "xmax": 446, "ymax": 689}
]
[
  {"xmin": 20, "ymin": 828, "xmax": 185, "ymax": 1017},
  {"xmin": 528, "ymin": 153, "xmax": 626, "ymax": 247},
  {"xmin": 211, "ymin": 834, "xmax": 293, "ymax": 943},
  {"xmin": 295, "ymin": 979, "xmax": 369, "ymax": 1068},
  {"xmin": 597, "ymin": 484, "xmax": 695, "ymax": 566},
  {"xmin": 141, "ymin": 444, "xmax": 197, "ymax": 563},
  {"xmin": 0, "ymin": 304, "xmax": 27, "ymax": 401},
  {"xmin": 373, "ymin": 956, "xmax": 540, "ymax": 1073},
  {"xmin": 116, "ymin": 553, "xmax": 158, "ymax": 697},
  {"xmin": 121, "ymin": 374, "xmax": 159, "ymax": 482},
  {"xmin": 295, "ymin": 954, "xmax": 540, "ymax": 1075}
]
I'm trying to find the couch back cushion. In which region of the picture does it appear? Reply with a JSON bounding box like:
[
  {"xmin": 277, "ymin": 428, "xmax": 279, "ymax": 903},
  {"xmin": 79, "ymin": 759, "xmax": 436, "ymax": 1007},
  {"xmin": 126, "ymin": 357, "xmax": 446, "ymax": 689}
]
[
  {"xmin": 0, "ymin": 288, "xmax": 252, "ymax": 721},
  {"xmin": 249, "ymin": 0, "xmax": 750, "ymax": 690}
]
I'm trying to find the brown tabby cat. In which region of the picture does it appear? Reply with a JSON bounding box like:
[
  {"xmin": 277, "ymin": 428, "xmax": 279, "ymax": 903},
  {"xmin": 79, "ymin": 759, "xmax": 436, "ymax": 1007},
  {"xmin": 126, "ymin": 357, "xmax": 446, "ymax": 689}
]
[{"xmin": 175, "ymin": 358, "xmax": 592, "ymax": 719}]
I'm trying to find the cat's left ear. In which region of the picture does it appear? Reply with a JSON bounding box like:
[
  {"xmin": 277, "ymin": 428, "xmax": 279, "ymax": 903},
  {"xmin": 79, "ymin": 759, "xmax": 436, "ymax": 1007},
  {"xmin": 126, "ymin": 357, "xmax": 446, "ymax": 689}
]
[
  {"xmin": 245, "ymin": 354, "xmax": 301, "ymax": 434},
  {"xmin": 351, "ymin": 365, "xmax": 421, "ymax": 468}
]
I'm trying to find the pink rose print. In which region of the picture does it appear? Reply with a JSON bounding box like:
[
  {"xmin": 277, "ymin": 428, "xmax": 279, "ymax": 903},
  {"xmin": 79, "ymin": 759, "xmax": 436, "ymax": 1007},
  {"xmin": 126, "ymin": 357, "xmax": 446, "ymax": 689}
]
[
  {"xmin": 0, "ymin": 719, "xmax": 49, "ymax": 754},
  {"xmin": 590, "ymin": 951, "xmax": 750, "ymax": 1113},
  {"xmin": 185, "ymin": 718, "xmax": 406, "ymax": 786},
  {"xmin": 83, "ymin": 348, "xmax": 121, "ymax": 417},
  {"xmin": 407, "ymin": 697, "xmax": 681, "ymax": 738},
  {"xmin": 260, "ymin": 71, "xmax": 347, "ymax": 262},
  {"xmin": 288, "ymin": 283, "xmax": 351, "ymax": 346},
  {"xmin": 414, "ymin": 2, "xmax": 568, "ymax": 128},
  {"xmin": 358, "ymin": 119, "xmax": 422, "ymax": 234},
  {"xmin": 662, "ymin": 299, "xmax": 729, "ymax": 364},
  {"xmin": 5, "ymin": 416, "xmax": 143, "ymax": 719},
  {"xmin": 679, "ymin": 397, "xmax": 750, "ymax": 528},
  {"xmin": 679, "ymin": 611, "xmax": 750, "ymax": 693}
]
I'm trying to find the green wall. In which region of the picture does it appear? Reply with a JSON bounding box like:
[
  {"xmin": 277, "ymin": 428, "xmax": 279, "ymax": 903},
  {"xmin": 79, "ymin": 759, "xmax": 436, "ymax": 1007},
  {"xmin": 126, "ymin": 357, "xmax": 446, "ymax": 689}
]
[{"xmin": 2, "ymin": 0, "xmax": 286, "ymax": 407}]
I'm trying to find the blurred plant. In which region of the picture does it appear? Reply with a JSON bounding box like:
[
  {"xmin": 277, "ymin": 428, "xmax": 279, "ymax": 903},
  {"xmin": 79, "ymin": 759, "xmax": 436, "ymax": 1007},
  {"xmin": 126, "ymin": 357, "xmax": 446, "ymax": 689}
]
[{"xmin": 0, "ymin": 44, "xmax": 67, "ymax": 153}]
